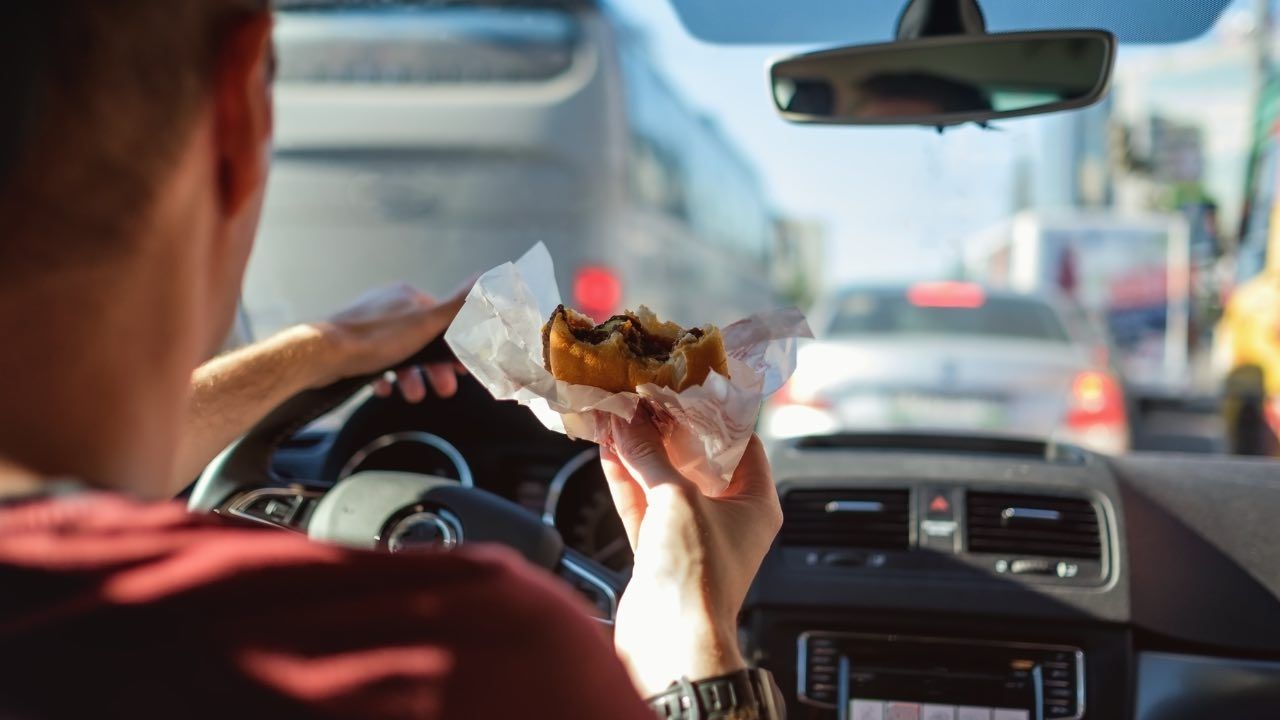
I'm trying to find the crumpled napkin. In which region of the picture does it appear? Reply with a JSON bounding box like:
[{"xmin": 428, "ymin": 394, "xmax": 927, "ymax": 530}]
[{"xmin": 444, "ymin": 243, "xmax": 812, "ymax": 496}]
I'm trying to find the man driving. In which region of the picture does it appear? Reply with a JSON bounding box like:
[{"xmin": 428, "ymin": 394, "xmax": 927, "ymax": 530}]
[{"xmin": 0, "ymin": 2, "xmax": 783, "ymax": 718}]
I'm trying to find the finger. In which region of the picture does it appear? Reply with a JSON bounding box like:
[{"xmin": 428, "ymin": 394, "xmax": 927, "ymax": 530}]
[
  {"xmin": 720, "ymin": 436, "xmax": 774, "ymax": 498},
  {"xmin": 600, "ymin": 445, "xmax": 646, "ymax": 551},
  {"xmin": 402, "ymin": 283, "xmax": 473, "ymax": 353},
  {"xmin": 610, "ymin": 411, "xmax": 692, "ymax": 493},
  {"xmin": 372, "ymin": 378, "xmax": 393, "ymax": 398},
  {"xmin": 418, "ymin": 291, "xmax": 468, "ymax": 341},
  {"xmin": 454, "ymin": 362, "xmax": 469, "ymax": 376},
  {"xmin": 424, "ymin": 363, "xmax": 458, "ymax": 398},
  {"xmin": 396, "ymin": 366, "xmax": 427, "ymax": 404},
  {"xmin": 452, "ymin": 273, "xmax": 483, "ymax": 298},
  {"xmin": 719, "ymin": 437, "xmax": 782, "ymax": 533}
]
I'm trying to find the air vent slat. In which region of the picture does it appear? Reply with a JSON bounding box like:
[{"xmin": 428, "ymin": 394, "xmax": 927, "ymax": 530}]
[
  {"xmin": 782, "ymin": 489, "xmax": 910, "ymax": 550},
  {"xmin": 968, "ymin": 521, "xmax": 1099, "ymax": 533},
  {"xmin": 966, "ymin": 491, "xmax": 1102, "ymax": 560}
]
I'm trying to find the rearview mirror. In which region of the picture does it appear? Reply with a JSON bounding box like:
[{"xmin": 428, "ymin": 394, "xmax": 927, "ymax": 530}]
[{"xmin": 770, "ymin": 30, "xmax": 1115, "ymax": 127}]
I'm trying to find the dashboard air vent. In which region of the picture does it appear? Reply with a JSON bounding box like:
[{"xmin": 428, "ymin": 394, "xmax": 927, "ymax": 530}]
[
  {"xmin": 966, "ymin": 492, "xmax": 1101, "ymax": 559},
  {"xmin": 782, "ymin": 489, "xmax": 911, "ymax": 550}
]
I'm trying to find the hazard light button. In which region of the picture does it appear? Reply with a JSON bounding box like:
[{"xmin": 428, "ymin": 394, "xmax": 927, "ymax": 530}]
[{"xmin": 928, "ymin": 494, "xmax": 951, "ymax": 515}]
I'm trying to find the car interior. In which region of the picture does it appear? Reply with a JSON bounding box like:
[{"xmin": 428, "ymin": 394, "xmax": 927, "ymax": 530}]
[{"xmin": 189, "ymin": 0, "xmax": 1280, "ymax": 718}]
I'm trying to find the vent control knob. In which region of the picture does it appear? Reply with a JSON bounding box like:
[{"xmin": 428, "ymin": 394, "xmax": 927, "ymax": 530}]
[{"xmin": 1009, "ymin": 558, "xmax": 1055, "ymax": 575}]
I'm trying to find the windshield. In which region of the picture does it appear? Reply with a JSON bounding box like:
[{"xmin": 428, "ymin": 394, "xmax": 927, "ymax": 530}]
[{"xmin": 248, "ymin": 0, "xmax": 1270, "ymax": 457}]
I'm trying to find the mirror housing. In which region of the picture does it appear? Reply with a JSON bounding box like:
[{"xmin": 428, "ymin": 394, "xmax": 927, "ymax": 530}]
[{"xmin": 770, "ymin": 29, "xmax": 1116, "ymax": 128}]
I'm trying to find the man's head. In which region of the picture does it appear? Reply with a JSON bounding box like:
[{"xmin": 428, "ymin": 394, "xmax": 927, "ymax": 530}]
[
  {"xmin": 0, "ymin": 1, "xmax": 275, "ymax": 489},
  {"xmin": 0, "ymin": 0, "xmax": 274, "ymax": 353}
]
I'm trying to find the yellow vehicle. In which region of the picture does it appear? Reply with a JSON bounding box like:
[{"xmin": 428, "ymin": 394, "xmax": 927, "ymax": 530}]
[{"xmin": 1218, "ymin": 85, "xmax": 1280, "ymax": 455}]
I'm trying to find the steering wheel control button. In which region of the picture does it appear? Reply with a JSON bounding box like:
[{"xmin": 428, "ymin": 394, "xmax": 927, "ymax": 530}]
[
  {"xmin": 384, "ymin": 510, "xmax": 461, "ymax": 553},
  {"xmin": 222, "ymin": 488, "xmax": 323, "ymax": 531}
]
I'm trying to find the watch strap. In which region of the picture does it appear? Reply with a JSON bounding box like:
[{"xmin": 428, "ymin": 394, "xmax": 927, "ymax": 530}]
[{"xmin": 646, "ymin": 667, "xmax": 782, "ymax": 720}]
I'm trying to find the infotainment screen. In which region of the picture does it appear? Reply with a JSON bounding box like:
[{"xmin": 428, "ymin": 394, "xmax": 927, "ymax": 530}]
[
  {"xmin": 836, "ymin": 654, "xmax": 1035, "ymax": 720},
  {"xmin": 800, "ymin": 632, "xmax": 1083, "ymax": 720}
]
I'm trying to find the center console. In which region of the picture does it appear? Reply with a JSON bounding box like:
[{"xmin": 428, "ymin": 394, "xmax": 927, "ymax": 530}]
[
  {"xmin": 798, "ymin": 632, "xmax": 1084, "ymax": 720},
  {"xmin": 749, "ymin": 438, "xmax": 1136, "ymax": 720}
]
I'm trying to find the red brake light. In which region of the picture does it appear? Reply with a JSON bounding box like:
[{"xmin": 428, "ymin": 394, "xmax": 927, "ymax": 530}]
[
  {"xmin": 907, "ymin": 282, "xmax": 986, "ymax": 309},
  {"xmin": 1066, "ymin": 371, "xmax": 1126, "ymax": 429},
  {"xmin": 573, "ymin": 266, "xmax": 622, "ymax": 322}
]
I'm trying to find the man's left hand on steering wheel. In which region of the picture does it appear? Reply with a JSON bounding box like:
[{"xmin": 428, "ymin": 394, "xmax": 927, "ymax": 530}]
[{"xmin": 306, "ymin": 282, "xmax": 471, "ymax": 402}]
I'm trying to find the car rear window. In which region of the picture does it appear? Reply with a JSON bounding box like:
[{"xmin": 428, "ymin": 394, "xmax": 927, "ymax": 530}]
[{"xmin": 827, "ymin": 290, "xmax": 1071, "ymax": 342}]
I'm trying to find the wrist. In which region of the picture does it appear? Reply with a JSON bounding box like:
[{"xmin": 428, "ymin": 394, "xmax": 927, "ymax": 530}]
[
  {"xmin": 685, "ymin": 617, "xmax": 747, "ymax": 678},
  {"xmin": 617, "ymin": 613, "xmax": 746, "ymax": 697}
]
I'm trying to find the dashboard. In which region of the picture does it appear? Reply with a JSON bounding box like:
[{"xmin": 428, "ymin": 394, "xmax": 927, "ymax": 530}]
[
  {"xmin": 745, "ymin": 435, "xmax": 1280, "ymax": 720},
  {"xmin": 263, "ymin": 377, "xmax": 1280, "ymax": 719}
]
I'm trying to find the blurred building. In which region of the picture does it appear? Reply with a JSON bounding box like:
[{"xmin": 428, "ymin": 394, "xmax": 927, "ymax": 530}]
[
  {"xmin": 1032, "ymin": 95, "xmax": 1116, "ymax": 210},
  {"xmin": 1108, "ymin": 27, "xmax": 1256, "ymax": 231},
  {"xmin": 773, "ymin": 218, "xmax": 827, "ymax": 308}
]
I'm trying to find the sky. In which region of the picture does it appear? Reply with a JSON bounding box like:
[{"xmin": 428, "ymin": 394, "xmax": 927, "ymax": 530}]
[{"xmin": 604, "ymin": 0, "xmax": 1260, "ymax": 289}]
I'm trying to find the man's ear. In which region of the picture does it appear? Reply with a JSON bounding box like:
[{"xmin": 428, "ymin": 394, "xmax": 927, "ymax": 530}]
[{"xmin": 213, "ymin": 13, "xmax": 274, "ymax": 216}]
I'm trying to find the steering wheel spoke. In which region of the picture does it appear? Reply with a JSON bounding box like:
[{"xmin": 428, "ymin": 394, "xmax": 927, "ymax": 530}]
[{"xmin": 558, "ymin": 548, "xmax": 625, "ymax": 626}]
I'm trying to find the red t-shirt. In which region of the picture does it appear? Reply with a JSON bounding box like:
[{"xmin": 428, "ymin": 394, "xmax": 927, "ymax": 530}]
[{"xmin": 0, "ymin": 493, "xmax": 655, "ymax": 720}]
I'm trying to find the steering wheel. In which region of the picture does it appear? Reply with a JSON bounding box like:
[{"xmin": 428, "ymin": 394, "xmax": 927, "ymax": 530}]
[{"xmin": 187, "ymin": 339, "xmax": 624, "ymax": 623}]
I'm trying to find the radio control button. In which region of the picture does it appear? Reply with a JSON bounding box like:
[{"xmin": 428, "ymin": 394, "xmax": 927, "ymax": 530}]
[
  {"xmin": 992, "ymin": 710, "xmax": 1029, "ymax": 720},
  {"xmin": 850, "ymin": 700, "xmax": 885, "ymax": 720},
  {"xmin": 886, "ymin": 702, "xmax": 922, "ymax": 720},
  {"xmin": 956, "ymin": 709, "xmax": 992, "ymax": 720},
  {"xmin": 1047, "ymin": 687, "xmax": 1074, "ymax": 700},
  {"xmin": 922, "ymin": 704, "xmax": 956, "ymax": 720}
]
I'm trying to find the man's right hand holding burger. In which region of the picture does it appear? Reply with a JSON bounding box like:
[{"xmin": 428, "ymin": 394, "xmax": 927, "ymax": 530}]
[{"xmin": 606, "ymin": 411, "xmax": 785, "ymax": 716}]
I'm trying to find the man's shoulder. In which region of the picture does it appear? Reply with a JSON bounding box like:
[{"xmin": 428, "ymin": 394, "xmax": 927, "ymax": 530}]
[
  {"xmin": 0, "ymin": 492, "xmax": 580, "ymax": 614},
  {"xmin": 0, "ymin": 493, "xmax": 645, "ymax": 719}
]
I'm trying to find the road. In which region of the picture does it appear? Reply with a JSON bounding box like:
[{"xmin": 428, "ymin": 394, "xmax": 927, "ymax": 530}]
[{"xmin": 1132, "ymin": 406, "xmax": 1225, "ymax": 454}]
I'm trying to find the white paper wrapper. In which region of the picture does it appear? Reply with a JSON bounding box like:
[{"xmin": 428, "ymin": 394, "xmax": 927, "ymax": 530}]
[{"xmin": 445, "ymin": 243, "xmax": 812, "ymax": 496}]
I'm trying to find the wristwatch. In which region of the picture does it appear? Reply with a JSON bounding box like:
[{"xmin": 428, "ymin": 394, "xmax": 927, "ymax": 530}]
[{"xmin": 646, "ymin": 668, "xmax": 784, "ymax": 720}]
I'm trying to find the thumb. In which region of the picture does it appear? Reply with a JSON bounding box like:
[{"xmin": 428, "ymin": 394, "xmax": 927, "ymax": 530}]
[
  {"xmin": 610, "ymin": 410, "xmax": 692, "ymax": 493},
  {"xmin": 416, "ymin": 283, "xmax": 471, "ymax": 340}
]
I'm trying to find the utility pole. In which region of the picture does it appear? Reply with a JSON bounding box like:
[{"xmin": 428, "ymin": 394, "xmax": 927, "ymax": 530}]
[
  {"xmin": 1257, "ymin": 0, "xmax": 1274, "ymax": 86},
  {"xmin": 1242, "ymin": 0, "xmax": 1275, "ymax": 244}
]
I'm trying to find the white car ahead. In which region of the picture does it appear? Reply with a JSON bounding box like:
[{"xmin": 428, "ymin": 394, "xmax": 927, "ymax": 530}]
[{"xmin": 763, "ymin": 282, "xmax": 1130, "ymax": 455}]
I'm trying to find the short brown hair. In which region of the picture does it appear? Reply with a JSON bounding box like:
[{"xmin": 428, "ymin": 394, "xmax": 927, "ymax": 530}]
[{"xmin": 0, "ymin": 0, "xmax": 269, "ymax": 277}]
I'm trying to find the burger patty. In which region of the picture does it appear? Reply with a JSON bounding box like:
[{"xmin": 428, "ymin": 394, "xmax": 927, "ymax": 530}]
[{"xmin": 544, "ymin": 305, "xmax": 703, "ymax": 365}]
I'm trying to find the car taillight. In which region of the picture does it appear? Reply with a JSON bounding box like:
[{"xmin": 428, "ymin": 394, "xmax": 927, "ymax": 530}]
[
  {"xmin": 907, "ymin": 281, "xmax": 986, "ymax": 308},
  {"xmin": 573, "ymin": 266, "xmax": 622, "ymax": 322},
  {"xmin": 1066, "ymin": 371, "xmax": 1126, "ymax": 429}
]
